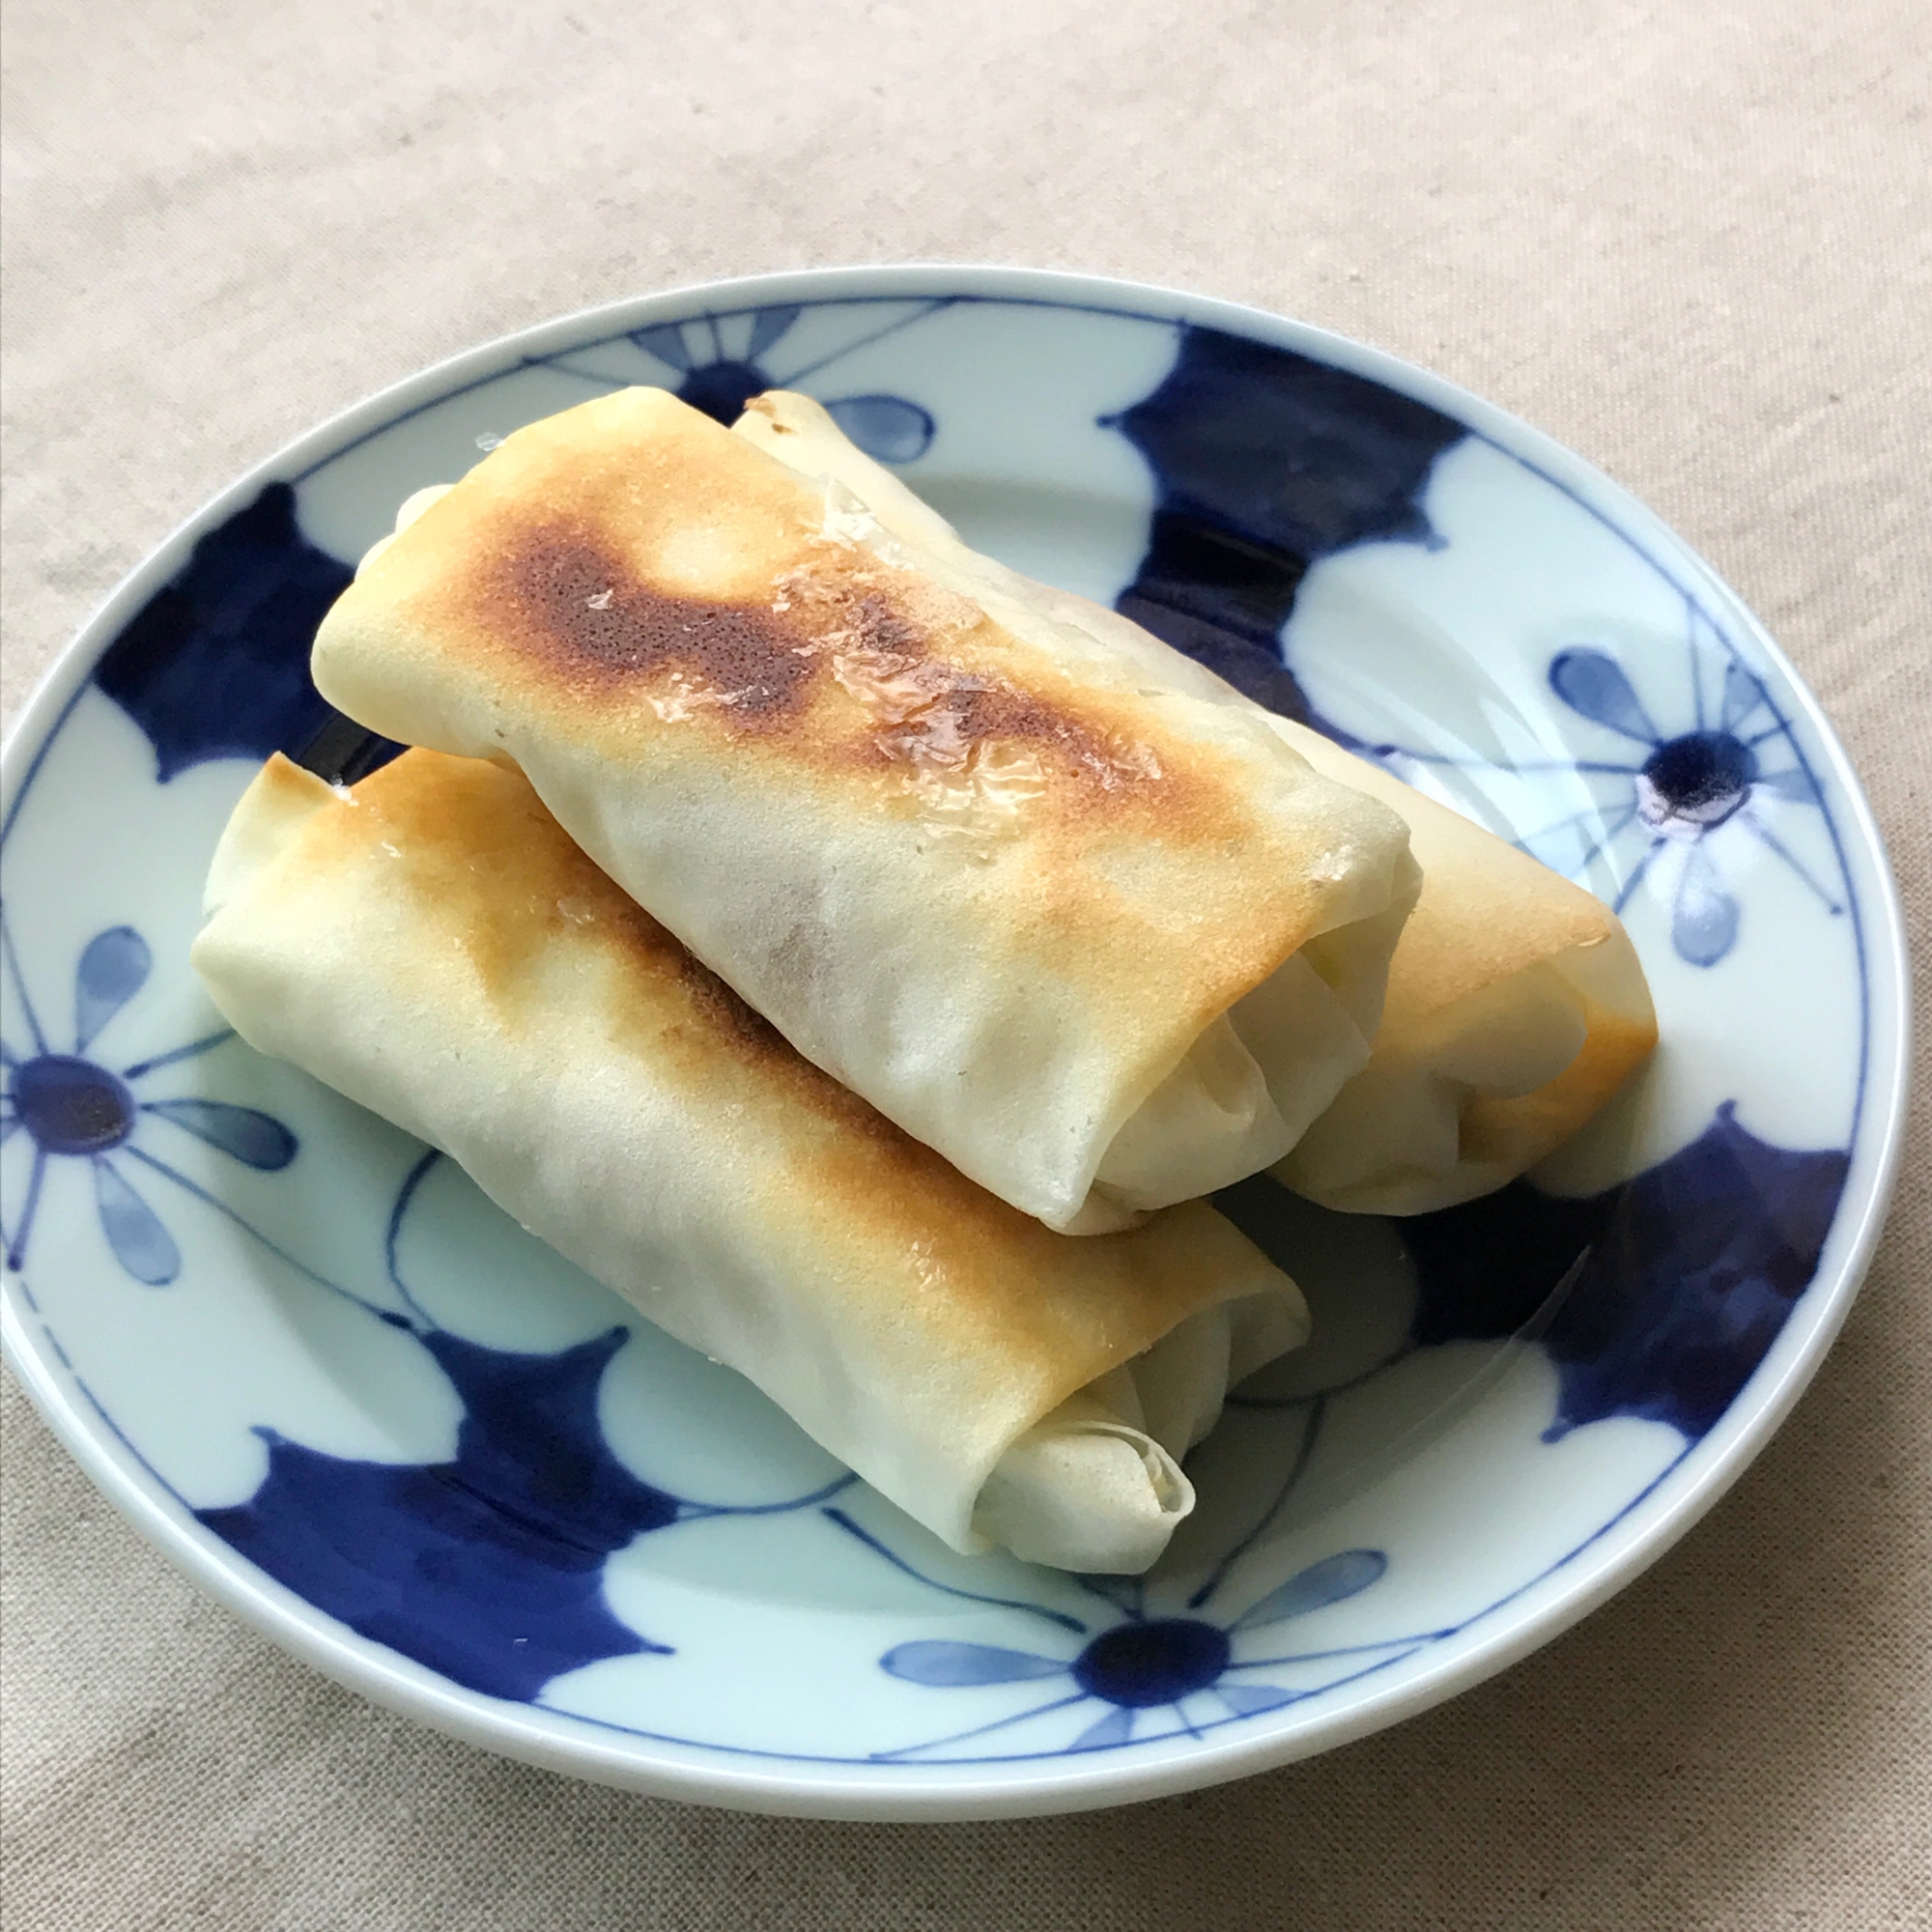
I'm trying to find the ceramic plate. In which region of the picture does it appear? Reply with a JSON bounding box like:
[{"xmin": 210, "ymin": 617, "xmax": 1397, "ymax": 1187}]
[{"xmin": 0, "ymin": 268, "xmax": 1908, "ymax": 1820}]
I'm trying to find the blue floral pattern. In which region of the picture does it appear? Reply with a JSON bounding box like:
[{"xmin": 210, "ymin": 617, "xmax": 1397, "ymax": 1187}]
[
  {"xmin": 197, "ymin": 1153, "xmax": 854, "ymax": 1700},
  {"xmin": 869, "ymin": 1547, "xmax": 1392, "ymax": 1758},
  {"xmin": 1356, "ymin": 621, "xmax": 1844, "ymax": 971},
  {"xmin": 2, "ymin": 918, "xmax": 296, "ymax": 1285},
  {"xmin": 1531, "ymin": 637, "xmax": 1840, "ymax": 965},
  {"xmin": 1106, "ymin": 324, "xmax": 1465, "ymax": 724},
  {"xmin": 0, "ymin": 285, "xmax": 1880, "ymax": 1779},
  {"xmin": 91, "ymin": 484, "xmax": 387, "ymax": 786},
  {"xmin": 554, "ymin": 302, "xmax": 939, "ymax": 456}
]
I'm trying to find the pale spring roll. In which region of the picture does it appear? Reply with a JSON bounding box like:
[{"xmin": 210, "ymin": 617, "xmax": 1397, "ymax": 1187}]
[
  {"xmin": 191, "ymin": 752, "xmax": 1308, "ymax": 1574},
  {"xmin": 731, "ymin": 391, "xmax": 1658, "ymax": 1215},
  {"xmin": 311, "ymin": 387, "xmax": 1419, "ymax": 1235}
]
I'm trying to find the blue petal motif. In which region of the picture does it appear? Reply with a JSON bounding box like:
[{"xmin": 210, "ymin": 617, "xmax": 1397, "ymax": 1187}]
[
  {"xmin": 631, "ymin": 323, "xmax": 695, "ymax": 370},
  {"xmin": 73, "ymin": 927, "xmax": 151, "ymax": 1054},
  {"xmin": 93, "ymin": 1158, "xmax": 180, "ymax": 1286},
  {"xmin": 1231, "ymin": 1550, "xmax": 1388, "ymax": 1632},
  {"xmin": 824, "ymin": 395, "xmax": 936, "ymax": 465},
  {"xmin": 1106, "ymin": 325, "xmax": 1465, "ymax": 728},
  {"xmin": 1672, "ymin": 843, "xmax": 1740, "ymax": 967},
  {"xmin": 199, "ymin": 1326, "xmax": 678, "ymax": 1701},
  {"xmin": 92, "ymin": 485, "xmax": 364, "ymax": 784},
  {"xmin": 1753, "ymin": 767, "xmax": 1819, "ymax": 803},
  {"xmin": 1069, "ymin": 1706, "xmax": 1136, "ymax": 1750},
  {"xmin": 1719, "ymin": 659, "xmax": 1764, "ymax": 730},
  {"xmin": 1402, "ymin": 1105, "xmax": 1849, "ymax": 1439},
  {"xmin": 1543, "ymin": 1103, "xmax": 1848, "ymax": 1438},
  {"xmin": 744, "ymin": 305, "xmax": 802, "ymax": 360},
  {"xmin": 1217, "ymin": 1683, "xmax": 1301, "ymax": 1716},
  {"xmin": 143, "ymin": 1098, "xmax": 298, "ymax": 1171},
  {"xmin": 881, "ymin": 1641, "xmax": 1067, "ymax": 1688},
  {"xmin": 1548, "ymin": 647, "xmax": 1662, "ymax": 746}
]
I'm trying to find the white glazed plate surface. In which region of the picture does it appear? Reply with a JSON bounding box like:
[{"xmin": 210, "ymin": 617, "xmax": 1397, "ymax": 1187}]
[{"xmin": 0, "ymin": 268, "xmax": 1909, "ymax": 1819}]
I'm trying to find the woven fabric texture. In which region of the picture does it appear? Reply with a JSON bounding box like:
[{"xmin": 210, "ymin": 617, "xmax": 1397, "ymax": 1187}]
[{"xmin": 3, "ymin": 2, "xmax": 1926, "ymax": 1925}]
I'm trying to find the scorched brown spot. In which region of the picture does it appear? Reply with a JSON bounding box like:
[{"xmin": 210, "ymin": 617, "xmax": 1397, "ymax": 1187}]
[
  {"xmin": 775, "ymin": 558, "xmax": 1171, "ymax": 798},
  {"xmin": 481, "ymin": 526, "xmax": 816, "ymax": 720},
  {"xmin": 461, "ymin": 523, "xmax": 1171, "ymax": 806}
]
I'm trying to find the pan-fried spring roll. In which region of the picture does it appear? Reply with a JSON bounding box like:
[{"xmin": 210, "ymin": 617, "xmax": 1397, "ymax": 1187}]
[
  {"xmin": 1251, "ymin": 737, "xmax": 1657, "ymax": 1211},
  {"xmin": 731, "ymin": 391, "xmax": 1658, "ymax": 1216},
  {"xmin": 313, "ymin": 387, "xmax": 1419, "ymax": 1234},
  {"xmin": 191, "ymin": 751, "xmax": 1309, "ymax": 1574}
]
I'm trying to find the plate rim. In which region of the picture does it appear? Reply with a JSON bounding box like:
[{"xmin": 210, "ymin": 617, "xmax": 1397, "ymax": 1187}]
[{"xmin": 0, "ymin": 262, "xmax": 1913, "ymax": 1820}]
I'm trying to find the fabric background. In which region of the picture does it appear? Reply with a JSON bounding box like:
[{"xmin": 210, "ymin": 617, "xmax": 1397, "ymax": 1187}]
[{"xmin": 3, "ymin": 3, "xmax": 1926, "ymax": 1925}]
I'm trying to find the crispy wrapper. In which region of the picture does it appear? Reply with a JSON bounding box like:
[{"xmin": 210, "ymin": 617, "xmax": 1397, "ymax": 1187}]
[
  {"xmin": 733, "ymin": 390, "xmax": 1658, "ymax": 1215},
  {"xmin": 191, "ymin": 751, "xmax": 1308, "ymax": 1573},
  {"xmin": 315, "ymin": 387, "xmax": 1418, "ymax": 1232}
]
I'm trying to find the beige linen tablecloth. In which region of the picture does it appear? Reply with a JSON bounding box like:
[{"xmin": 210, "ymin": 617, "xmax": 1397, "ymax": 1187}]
[{"xmin": 3, "ymin": 3, "xmax": 1926, "ymax": 1924}]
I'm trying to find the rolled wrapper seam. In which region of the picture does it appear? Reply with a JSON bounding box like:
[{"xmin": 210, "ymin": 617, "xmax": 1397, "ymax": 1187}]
[
  {"xmin": 191, "ymin": 752, "xmax": 1309, "ymax": 1573},
  {"xmin": 731, "ymin": 392, "xmax": 1658, "ymax": 1215},
  {"xmin": 314, "ymin": 386, "xmax": 1420, "ymax": 1232}
]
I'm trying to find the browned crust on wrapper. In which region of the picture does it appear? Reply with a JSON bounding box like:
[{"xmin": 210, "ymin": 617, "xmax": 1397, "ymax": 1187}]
[
  {"xmin": 309, "ymin": 386, "xmax": 1417, "ymax": 1229},
  {"xmin": 210, "ymin": 750, "xmax": 1287, "ymax": 1396}
]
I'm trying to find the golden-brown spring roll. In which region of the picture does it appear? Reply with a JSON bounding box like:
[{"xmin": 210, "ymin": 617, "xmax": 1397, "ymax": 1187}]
[
  {"xmin": 191, "ymin": 751, "xmax": 1309, "ymax": 1574},
  {"xmin": 731, "ymin": 390, "xmax": 1657, "ymax": 1214},
  {"xmin": 312, "ymin": 387, "xmax": 1419, "ymax": 1234}
]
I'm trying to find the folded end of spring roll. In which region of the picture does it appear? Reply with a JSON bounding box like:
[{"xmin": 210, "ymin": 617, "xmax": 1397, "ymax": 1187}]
[
  {"xmin": 732, "ymin": 390, "xmax": 1655, "ymax": 1216},
  {"xmin": 315, "ymin": 386, "xmax": 1419, "ymax": 1234},
  {"xmin": 973, "ymin": 1288, "xmax": 1307, "ymax": 1570},
  {"xmin": 193, "ymin": 752, "xmax": 1309, "ymax": 1572},
  {"xmin": 1260, "ymin": 728, "xmax": 1659, "ymax": 1212},
  {"xmin": 975, "ymin": 1404, "xmax": 1192, "ymax": 1577}
]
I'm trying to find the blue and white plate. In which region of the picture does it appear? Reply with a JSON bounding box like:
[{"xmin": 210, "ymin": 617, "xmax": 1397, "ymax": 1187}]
[{"xmin": 0, "ymin": 268, "xmax": 1908, "ymax": 1820}]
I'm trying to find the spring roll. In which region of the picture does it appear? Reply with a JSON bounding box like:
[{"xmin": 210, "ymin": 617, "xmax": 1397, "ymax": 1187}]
[
  {"xmin": 312, "ymin": 387, "xmax": 1419, "ymax": 1234},
  {"xmin": 732, "ymin": 391, "xmax": 1658, "ymax": 1215},
  {"xmin": 191, "ymin": 751, "xmax": 1308, "ymax": 1574}
]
